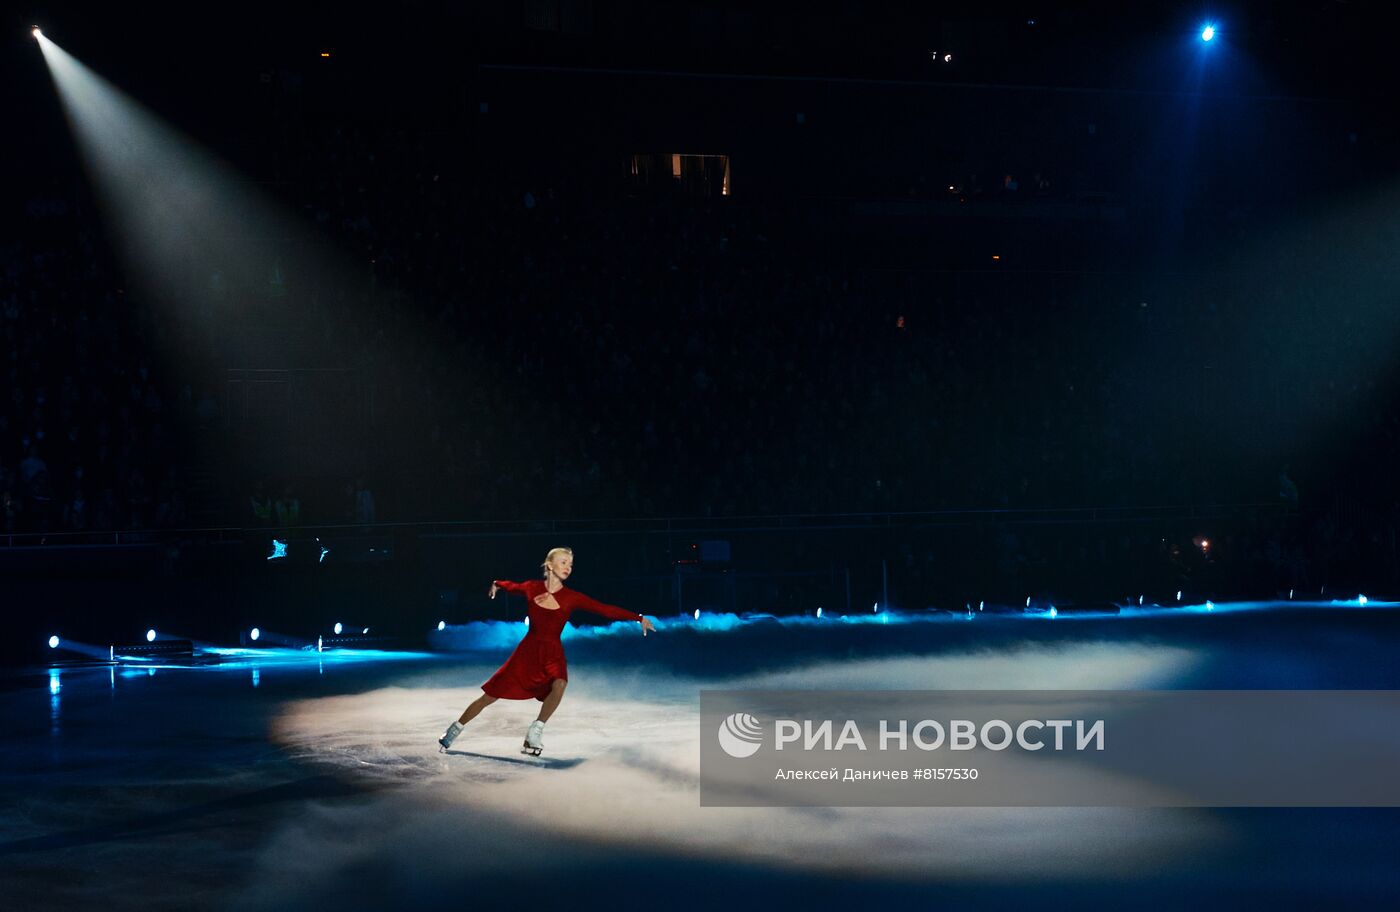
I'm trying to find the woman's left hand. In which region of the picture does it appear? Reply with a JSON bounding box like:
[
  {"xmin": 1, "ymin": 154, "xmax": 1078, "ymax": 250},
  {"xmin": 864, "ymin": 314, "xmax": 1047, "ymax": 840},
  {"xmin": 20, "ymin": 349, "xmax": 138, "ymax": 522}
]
[{"xmin": 640, "ymin": 616, "xmax": 656, "ymax": 637}]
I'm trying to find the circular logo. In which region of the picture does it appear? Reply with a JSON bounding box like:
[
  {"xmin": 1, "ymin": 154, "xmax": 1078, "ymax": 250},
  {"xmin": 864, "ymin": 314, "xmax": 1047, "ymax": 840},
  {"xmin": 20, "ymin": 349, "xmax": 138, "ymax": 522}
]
[{"xmin": 717, "ymin": 712, "xmax": 764, "ymax": 758}]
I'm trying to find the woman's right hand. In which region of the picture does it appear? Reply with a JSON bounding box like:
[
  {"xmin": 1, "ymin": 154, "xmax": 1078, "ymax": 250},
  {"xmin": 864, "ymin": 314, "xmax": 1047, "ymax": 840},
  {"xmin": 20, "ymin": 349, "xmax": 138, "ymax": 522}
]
[{"xmin": 488, "ymin": 582, "xmax": 499, "ymax": 599}]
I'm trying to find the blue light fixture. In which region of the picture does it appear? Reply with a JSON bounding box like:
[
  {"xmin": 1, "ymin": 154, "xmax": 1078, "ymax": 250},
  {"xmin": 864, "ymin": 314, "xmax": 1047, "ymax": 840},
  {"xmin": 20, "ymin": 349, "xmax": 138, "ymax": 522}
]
[
  {"xmin": 437, "ymin": 620, "xmax": 446, "ymax": 631},
  {"xmin": 1201, "ymin": 24, "xmax": 1215, "ymax": 42},
  {"xmin": 250, "ymin": 627, "xmax": 261, "ymax": 641},
  {"xmin": 146, "ymin": 628, "xmax": 157, "ymax": 642},
  {"xmin": 48, "ymin": 635, "xmax": 60, "ymax": 649},
  {"xmin": 333, "ymin": 622, "xmax": 343, "ymax": 635}
]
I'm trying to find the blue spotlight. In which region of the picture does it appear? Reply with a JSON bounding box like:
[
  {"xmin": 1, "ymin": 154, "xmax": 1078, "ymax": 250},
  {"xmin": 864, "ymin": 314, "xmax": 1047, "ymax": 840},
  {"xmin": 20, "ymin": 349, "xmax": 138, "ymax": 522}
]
[
  {"xmin": 693, "ymin": 609, "xmax": 700, "ymax": 620},
  {"xmin": 437, "ymin": 620, "xmax": 446, "ymax": 631},
  {"xmin": 146, "ymin": 628, "xmax": 157, "ymax": 642},
  {"xmin": 1048, "ymin": 606, "xmax": 1058, "ymax": 619},
  {"xmin": 1200, "ymin": 24, "xmax": 1215, "ymax": 42},
  {"xmin": 333, "ymin": 622, "xmax": 343, "ymax": 635},
  {"xmin": 816, "ymin": 607, "xmax": 823, "ymax": 619},
  {"xmin": 250, "ymin": 627, "xmax": 261, "ymax": 641},
  {"xmin": 48, "ymin": 635, "xmax": 60, "ymax": 649},
  {"xmin": 268, "ymin": 539, "xmax": 287, "ymax": 560}
]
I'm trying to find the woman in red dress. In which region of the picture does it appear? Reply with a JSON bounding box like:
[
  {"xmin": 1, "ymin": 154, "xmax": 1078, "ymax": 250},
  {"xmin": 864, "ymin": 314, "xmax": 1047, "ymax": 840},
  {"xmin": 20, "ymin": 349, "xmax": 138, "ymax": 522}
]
[{"xmin": 438, "ymin": 547, "xmax": 656, "ymax": 756}]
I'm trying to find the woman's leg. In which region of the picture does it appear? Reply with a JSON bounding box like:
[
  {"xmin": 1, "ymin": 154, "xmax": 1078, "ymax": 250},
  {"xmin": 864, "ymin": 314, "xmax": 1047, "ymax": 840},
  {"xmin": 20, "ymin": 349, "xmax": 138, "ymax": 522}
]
[
  {"xmin": 457, "ymin": 691, "xmax": 498, "ymax": 725},
  {"xmin": 536, "ymin": 678, "xmax": 567, "ymax": 723}
]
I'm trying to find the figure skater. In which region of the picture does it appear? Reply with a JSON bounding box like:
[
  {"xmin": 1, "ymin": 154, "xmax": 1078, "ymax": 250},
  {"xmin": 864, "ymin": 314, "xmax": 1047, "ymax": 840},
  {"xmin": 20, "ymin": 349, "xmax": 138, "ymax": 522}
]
[{"xmin": 438, "ymin": 547, "xmax": 656, "ymax": 756}]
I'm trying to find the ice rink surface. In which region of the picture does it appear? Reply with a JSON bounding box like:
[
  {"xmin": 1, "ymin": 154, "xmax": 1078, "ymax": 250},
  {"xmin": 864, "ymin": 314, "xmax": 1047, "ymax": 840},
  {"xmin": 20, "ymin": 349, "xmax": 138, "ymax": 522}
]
[{"xmin": 4, "ymin": 605, "xmax": 1400, "ymax": 910}]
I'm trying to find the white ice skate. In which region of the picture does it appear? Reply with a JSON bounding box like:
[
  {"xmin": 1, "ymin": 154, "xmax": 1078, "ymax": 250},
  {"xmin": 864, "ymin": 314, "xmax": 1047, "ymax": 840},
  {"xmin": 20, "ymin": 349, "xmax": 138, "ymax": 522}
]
[
  {"xmin": 522, "ymin": 720, "xmax": 545, "ymax": 756},
  {"xmin": 438, "ymin": 721, "xmax": 463, "ymax": 753}
]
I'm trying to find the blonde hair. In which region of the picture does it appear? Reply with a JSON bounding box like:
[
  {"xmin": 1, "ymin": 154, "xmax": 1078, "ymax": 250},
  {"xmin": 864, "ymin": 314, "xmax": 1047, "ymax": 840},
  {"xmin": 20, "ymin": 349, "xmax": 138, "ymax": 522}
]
[{"xmin": 541, "ymin": 547, "xmax": 574, "ymax": 578}]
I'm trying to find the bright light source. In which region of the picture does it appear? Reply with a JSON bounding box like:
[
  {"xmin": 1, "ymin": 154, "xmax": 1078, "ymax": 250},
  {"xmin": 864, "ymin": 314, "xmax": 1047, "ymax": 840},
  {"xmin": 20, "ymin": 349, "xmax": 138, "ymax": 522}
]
[
  {"xmin": 437, "ymin": 620, "xmax": 446, "ymax": 631},
  {"xmin": 333, "ymin": 622, "xmax": 343, "ymax": 635},
  {"xmin": 1176, "ymin": 590, "xmax": 1183, "ymax": 601},
  {"xmin": 48, "ymin": 635, "xmax": 60, "ymax": 649},
  {"xmin": 146, "ymin": 628, "xmax": 156, "ymax": 642},
  {"xmin": 1206, "ymin": 600, "xmax": 1215, "ymax": 611},
  {"xmin": 943, "ymin": 53, "xmax": 953, "ymax": 63},
  {"xmin": 250, "ymin": 627, "xmax": 261, "ymax": 641},
  {"xmin": 361, "ymin": 627, "xmax": 369, "ymax": 635},
  {"xmin": 1048, "ymin": 607, "xmax": 1058, "ymax": 619},
  {"xmin": 816, "ymin": 607, "xmax": 823, "ymax": 618},
  {"xmin": 1359, "ymin": 594, "xmax": 1369, "ymax": 606},
  {"xmin": 320, "ymin": 52, "xmax": 331, "ymax": 57},
  {"xmin": 1201, "ymin": 25, "xmax": 1215, "ymax": 41},
  {"xmin": 693, "ymin": 609, "xmax": 700, "ymax": 620},
  {"xmin": 33, "ymin": 27, "xmax": 43, "ymax": 39}
]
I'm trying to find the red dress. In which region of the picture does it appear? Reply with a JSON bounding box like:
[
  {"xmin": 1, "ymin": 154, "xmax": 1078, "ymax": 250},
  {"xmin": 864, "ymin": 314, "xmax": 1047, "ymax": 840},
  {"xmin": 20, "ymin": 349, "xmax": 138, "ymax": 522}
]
[{"xmin": 482, "ymin": 579, "xmax": 644, "ymax": 701}]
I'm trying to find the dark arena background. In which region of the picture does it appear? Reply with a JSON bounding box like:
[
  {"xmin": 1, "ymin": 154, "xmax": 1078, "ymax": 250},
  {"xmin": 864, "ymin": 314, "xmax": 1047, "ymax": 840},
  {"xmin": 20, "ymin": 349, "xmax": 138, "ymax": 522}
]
[{"xmin": 5, "ymin": 2, "xmax": 1400, "ymax": 909}]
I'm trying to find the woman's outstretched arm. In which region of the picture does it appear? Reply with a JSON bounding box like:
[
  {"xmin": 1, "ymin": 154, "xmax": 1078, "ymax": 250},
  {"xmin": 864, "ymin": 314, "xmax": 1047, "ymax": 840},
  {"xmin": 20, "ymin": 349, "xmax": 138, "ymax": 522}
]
[
  {"xmin": 489, "ymin": 580, "xmax": 526, "ymax": 598},
  {"xmin": 570, "ymin": 592, "xmax": 656, "ymax": 635}
]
